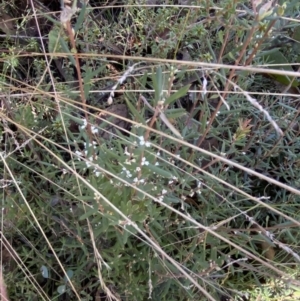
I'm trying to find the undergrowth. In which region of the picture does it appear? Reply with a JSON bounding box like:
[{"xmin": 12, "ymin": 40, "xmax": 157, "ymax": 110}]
[{"xmin": 1, "ymin": 0, "xmax": 300, "ymax": 300}]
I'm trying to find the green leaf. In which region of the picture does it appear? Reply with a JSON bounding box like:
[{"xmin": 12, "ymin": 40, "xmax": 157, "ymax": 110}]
[
  {"xmin": 146, "ymin": 164, "xmax": 173, "ymax": 178},
  {"xmin": 163, "ymin": 196, "xmax": 180, "ymax": 204},
  {"xmin": 217, "ymin": 30, "xmax": 224, "ymax": 44},
  {"xmin": 48, "ymin": 26, "xmax": 63, "ymax": 56},
  {"xmin": 152, "ymin": 66, "xmax": 163, "ymax": 103},
  {"xmin": 59, "ymin": 37, "xmax": 76, "ymax": 67},
  {"xmin": 262, "ymin": 50, "xmax": 299, "ymax": 87},
  {"xmin": 140, "ymin": 71, "xmax": 149, "ymax": 88},
  {"xmin": 292, "ymin": 25, "xmax": 300, "ymax": 44},
  {"xmin": 164, "ymin": 84, "xmax": 190, "ymax": 106},
  {"xmin": 83, "ymin": 65, "xmax": 106, "ymax": 99},
  {"xmin": 74, "ymin": 3, "xmax": 87, "ymax": 32},
  {"xmin": 79, "ymin": 206, "xmax": 99, "ymax": 220},
  {"xmin": 116, "ymin": 228, "xmax": 130, "ymax": 246},
  {"xmin": 41, "ymin": 11, "xmax": 61, "ymax": 25},
  {"xmin": 209, "ymin": 246, "xmax": 218, "ymax": 262},
  {"xmin": 164, "ymin": 108, "xmax": 187, "ymax": 119},
  {"xmin": 125, "ymin": 97, "xmax": 146, "ymax": 124},
  {"xmin": 160, "ymin": 279, "xmax": 172, "ymax": 299},
  {"xmin": 48, "ymin": 25, "xmax": 76, "ymax": 66}
]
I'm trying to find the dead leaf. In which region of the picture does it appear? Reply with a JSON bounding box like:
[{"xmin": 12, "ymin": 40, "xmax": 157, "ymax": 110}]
[
  {"xmin": 97, "ymin": 104, "xmax": 130, "ymax": 139},
  {"xmin": 261, "ymin": 240, "xmax": 275, "ymax": 260},
  {"xmin": 0, "ymin": 13, "xmax": 15, "ymax": 35}
]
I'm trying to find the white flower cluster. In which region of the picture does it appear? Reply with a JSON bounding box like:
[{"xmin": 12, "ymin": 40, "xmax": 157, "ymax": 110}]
[
  {"xmin": 138, "ymin": 136, "xmax": 151, "ymax": 147},
  {"xmin": 80, "ymin": 118, "xmax": 99, "ymax": 134},
  {"xmin": 75, "ymin": 141, "xmax": 101, "ymax": 177}
]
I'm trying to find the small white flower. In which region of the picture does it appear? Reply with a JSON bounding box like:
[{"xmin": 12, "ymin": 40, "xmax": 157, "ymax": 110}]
[
  {"xmin": 155, "ymin": 162, "xmax": 159, "ymax": 166},
  {"xmin": 83, "ymin": 141, "xmax": 97, "ymax": 147},
  {"xmin": 157, "ymin": 196, "xmax": 164, "ymax": 202},
  {"xmin": 91, "ymin": 126, "xmax": 99, "ymax": 134},
  {"xmin": 94, "ymin": 192, "xmax": 101, "ymax": 201},
  {"xmin": 80, "ymin": 118, "xmax": 87, "ymax": 129},
  {"xmin": 94, "ymin": 170, "xmax": 101, "ymax": 177},
  {"xmin": 145, "ymin": 141, "xmax": 151, "ymax": 147},
  {"xmin": 136, "ymin": 167, "xmax": 141, "ymax": 172},
  {"xmin": 124, "ymin": 159, "xmax": 132, "ymax": 165},
  {"xmin": 162, "ymin": 189, "xmax": 167, "ymax": 195},
  {"xmin": 75, "ymin": 150, "xmax": 82, "ymax": 159},
  {"xmin": 141, "ymin": 157, "xmax": 149, "ymax": 166}
]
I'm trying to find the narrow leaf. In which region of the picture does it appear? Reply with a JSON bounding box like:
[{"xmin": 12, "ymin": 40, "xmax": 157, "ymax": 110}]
[
  {"xmin": 48, "ymin": 26, "xmax": 63, "ymax": 55},
  {"xmin": 74, "ymin": 4, "xmax": 87, "ymax": 32},
  {"xmin": 125, "ymin": 97, "xmax": 146, "ymax": 124},
  {"xmin": 84, "ymin": 65, "xmax": 106, "ymax": 99},
  {"xmin": 79, "ymin": 206, "xmax": 99, "ymax": 220},
  {"xmin": 164, "ymin": 108, "xmax": 187, "ymax": 119},
  {"xmin": 152, "ymin": 66, "xmax": 163, "ymax": 103},
  {"xmin": 164, "ymin": 84, "xmax": 190, "ymax": 106},
  {"xmin": 146, "ymin": 164, "xmax": 173, "ymax": 178}
]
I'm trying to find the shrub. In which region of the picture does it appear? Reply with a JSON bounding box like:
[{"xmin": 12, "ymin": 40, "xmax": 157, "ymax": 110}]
[{"xmin": 1, "ymin": 1, "xmax": 300, "ymax": 300}]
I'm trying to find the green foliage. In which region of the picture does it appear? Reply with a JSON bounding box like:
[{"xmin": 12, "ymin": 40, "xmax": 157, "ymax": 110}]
[{"xmin": 1, "ymin": 1, "xmax": 300, "ymax": 301}]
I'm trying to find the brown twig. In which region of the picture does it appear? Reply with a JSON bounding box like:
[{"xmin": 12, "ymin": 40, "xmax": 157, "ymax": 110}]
[
  {"xmin": 64, "ymin": 21, "xmax": 94, "ymax": 141},
  {"xmin": 245, "ymin": 19, "xmax": 277, "ymax": 66}
]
